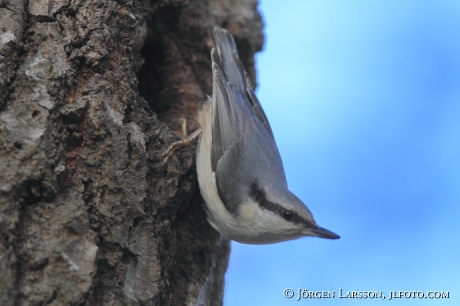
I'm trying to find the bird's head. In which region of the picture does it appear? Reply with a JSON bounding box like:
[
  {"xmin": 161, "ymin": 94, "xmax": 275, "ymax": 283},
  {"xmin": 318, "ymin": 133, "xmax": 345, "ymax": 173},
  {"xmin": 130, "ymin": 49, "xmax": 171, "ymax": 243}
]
[{"xmin": 232, "ymin": 181, "xmax": 340, "ymax": 244}]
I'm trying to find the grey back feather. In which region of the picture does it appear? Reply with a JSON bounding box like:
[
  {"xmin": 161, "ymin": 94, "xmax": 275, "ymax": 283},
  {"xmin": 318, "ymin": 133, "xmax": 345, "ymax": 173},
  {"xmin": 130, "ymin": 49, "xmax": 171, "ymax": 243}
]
[{"xmin": 210, "ymin": 27, "xmax": 287, "ymax": 214}]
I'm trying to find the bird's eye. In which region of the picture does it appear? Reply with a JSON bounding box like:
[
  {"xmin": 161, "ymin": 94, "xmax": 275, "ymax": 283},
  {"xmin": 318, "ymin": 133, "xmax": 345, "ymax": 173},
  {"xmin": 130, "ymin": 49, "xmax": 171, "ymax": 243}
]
[{"xmin": 283, "ymin": 210, "xmax": 293, "ymax": 221}]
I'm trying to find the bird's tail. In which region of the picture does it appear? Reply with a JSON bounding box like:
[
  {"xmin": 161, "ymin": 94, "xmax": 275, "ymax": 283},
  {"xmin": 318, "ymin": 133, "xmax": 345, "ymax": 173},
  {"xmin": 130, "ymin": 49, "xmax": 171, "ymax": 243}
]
[{"xmin": 211, "ymin": 27, "xmax": 249, "ymax": 94}]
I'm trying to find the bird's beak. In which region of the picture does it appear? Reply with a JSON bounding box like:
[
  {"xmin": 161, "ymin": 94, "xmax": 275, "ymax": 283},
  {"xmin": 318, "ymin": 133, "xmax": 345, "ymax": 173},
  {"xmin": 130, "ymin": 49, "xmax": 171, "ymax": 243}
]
[{"xmin": 305, "ymin": 224, "xmax": 340, "ymax": 240}]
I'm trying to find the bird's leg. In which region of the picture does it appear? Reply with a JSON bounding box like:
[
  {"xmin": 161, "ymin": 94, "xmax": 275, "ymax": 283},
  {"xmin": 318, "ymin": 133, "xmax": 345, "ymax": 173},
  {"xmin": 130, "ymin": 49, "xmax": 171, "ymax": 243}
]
[
  {"xmin": 172, "ymin": 118, "xmax": 188, "ymax": 137},
  {"xmin": 161, "ymin": 127, "xmax": 202, "ymax": 158},
  {"xmin": 158, "ymin": 118, "xmax": 202, "ymax": 166}
]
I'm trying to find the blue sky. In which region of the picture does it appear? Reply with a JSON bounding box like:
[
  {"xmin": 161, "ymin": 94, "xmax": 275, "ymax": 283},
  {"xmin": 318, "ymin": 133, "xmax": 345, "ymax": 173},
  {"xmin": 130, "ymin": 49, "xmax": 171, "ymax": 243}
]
[{"xmin": 224, "ymin": 1, "xmax": 460, "ymax": 305}]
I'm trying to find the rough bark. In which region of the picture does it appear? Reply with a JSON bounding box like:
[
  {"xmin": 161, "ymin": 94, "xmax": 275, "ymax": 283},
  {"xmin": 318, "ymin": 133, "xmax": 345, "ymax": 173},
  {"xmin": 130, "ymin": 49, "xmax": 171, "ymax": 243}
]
[{"xmin": 0, "ymin": 0, "xmax": 263, "ymax": 305}]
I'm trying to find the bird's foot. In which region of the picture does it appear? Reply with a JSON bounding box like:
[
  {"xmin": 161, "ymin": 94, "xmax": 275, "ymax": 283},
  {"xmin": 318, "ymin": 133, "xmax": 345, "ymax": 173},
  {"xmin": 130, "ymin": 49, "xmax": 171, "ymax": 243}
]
[{"xmin": 158, "ymin": 118, "xmax": 202, "ymax": 166}]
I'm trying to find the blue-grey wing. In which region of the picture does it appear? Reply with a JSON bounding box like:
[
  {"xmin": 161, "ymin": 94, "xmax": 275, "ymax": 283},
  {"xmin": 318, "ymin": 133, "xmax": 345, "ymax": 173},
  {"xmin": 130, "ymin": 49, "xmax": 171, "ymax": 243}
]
[
  {"xmin": 210, "ymin": 27, "xmax": 286, "ymax": 214},
  {"xmin": 211, "ymin": 28, "xmax": 274, "ymax": 140}
]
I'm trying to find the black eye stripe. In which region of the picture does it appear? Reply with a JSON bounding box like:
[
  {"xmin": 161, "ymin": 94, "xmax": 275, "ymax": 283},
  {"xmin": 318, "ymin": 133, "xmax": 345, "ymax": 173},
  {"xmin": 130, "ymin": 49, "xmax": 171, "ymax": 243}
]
[{"xmin": 248, "ymin": 181, "xmax": 309, "ymax": 226}]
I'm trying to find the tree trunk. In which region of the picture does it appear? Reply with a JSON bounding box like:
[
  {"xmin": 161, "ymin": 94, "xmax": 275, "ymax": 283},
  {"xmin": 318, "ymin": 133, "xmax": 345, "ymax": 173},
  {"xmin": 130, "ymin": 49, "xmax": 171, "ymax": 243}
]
[{"xmin": 0, "ymin": 0, "xmax": 263, "ymax": 305}]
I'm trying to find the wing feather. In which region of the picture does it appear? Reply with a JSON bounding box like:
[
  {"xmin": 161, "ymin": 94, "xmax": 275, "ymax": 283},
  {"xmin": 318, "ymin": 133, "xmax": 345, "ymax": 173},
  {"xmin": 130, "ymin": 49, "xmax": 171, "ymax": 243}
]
[{"xmin": 210, "ymin": 27, "xmax": 287, "ymax": 214}]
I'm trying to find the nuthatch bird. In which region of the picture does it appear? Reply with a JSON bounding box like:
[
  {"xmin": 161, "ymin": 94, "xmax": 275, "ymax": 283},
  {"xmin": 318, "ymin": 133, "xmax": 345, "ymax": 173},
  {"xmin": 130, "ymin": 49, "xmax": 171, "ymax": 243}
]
[{"xmin": 164, "ymin": 27, "xmax": 340, "ymax": 244}]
